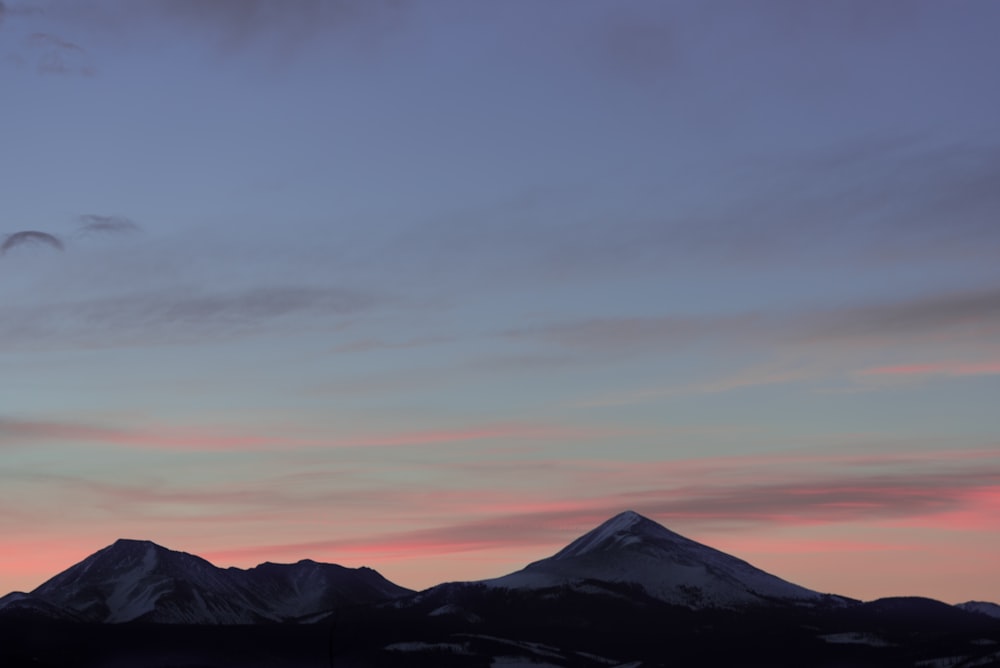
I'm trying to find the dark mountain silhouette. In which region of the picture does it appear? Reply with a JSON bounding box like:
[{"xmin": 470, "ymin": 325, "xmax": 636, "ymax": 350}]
[
  {"xmin": 14, "ymin": 538, "xmax": 411, "ymax": 624},
  {"xmin": 478, "ymin": 510, "xmax": 850, "ymax": 608},
  {"xmin": 1, "ymin": 512, "xmax": 998, "ymax": 667}
]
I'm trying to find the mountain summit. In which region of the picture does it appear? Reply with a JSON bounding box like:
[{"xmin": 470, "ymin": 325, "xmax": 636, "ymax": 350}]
[
  {"xmin": 485, "ymin": 510, "xmax": 836, "ymax": 608},
  {"xmin": 26, "ymin": 539, "xmax": 412, "ymax": 624}
]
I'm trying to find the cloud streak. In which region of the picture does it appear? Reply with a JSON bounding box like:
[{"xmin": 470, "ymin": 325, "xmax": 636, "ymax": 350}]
[
  {"xmin": 76, "ymin": 214, "xmax": 140, "ymax": 236},
  {"xmin": 48, "ymin": 0, "xmax": 409, "ymax": 59},
  {"xmin": 28, "ymin": 32, "xmax": 83, "ymax": 52},
  {"xmin": 4, "ymin": 445, "xmax": 997, "ymax": 595},
  {"xmin": 806, "ymin": 288, "xmax": 1000, "ymax": 344},
  {"xmin": 513, "ymin": 286, "xmax": 1000, "ymax": 405},
  {"xmin": 388, "ymin": 140, "xmax": 1000, "ymax": 287},
  {"xmin": 1, "ymin": 285, "xmax": 383, "ymax": 349},
  {"xmin": 330, "ymin": 336, "xmax": 449, "ymax": 355},
  {"xmin": 155, "ymin": 0, "xmax": 410, "ymax": 51},
  {"xmin": 196, "ymin": 459, "xmax": 1000, "ymax": 564},
  {"xmin": 24, "ymin": 30, "xmax": 95, "ymax": 77},
  {"xmin": 1, "ymin": 230, "xmax": 64, "ymax": 255},
  {"xmin": 507, "ymin": 313, "xmax": 759, "ymax": 351},
  {"xmin": 0, "ymin": 416, "xmax": 597, "ymax": 452},
  {"xmin": 124, "ymin": 447, "xmax": 1000, "ymax": 557},
  {"xmin": 857, "ymin": 361, "xmax": 1000, "ymax": 379},
  {"xmin": 511, "ymin": 287, "xmax": 1000, "ymax": 354}
]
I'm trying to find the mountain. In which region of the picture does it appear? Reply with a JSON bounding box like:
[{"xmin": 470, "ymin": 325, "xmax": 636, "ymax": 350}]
[
  {"xmin": 0, "ymin": 591, "xmax": 82, "ymax": 622},
  {"xmin": 3, "ymin": 516, "xmax": 1000, "ymax": 667},
  {"xmin": 959, "ymin": 601, "xmax": 1000, "ymax": 619},
  {"xmin": 481, "ymin": 510, "xmax": 846, "ymax": 609},
  {"xmin": 27, "ymin": 538, "xmax": 411, "ymax": 624}
]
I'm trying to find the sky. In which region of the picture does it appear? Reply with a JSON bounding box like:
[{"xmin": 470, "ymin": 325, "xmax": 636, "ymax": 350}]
[{"xmin": 1, "ymin": 0, "xmax": 999, "ymax": 605}]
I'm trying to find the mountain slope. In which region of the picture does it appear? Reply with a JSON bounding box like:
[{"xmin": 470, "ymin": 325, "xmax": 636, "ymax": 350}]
[
  {"xmin": 30, "ymin": 539, "xmax": 412, "ymax": 623},
  {"xmin": 958, "ymin": 601, "xmax": 1000, "ymax": 619},
  {"xmin": 483, "ymin": 510, "xmax": 844, "ymax": 609},
  {"xmin": 0, "ymin": 591, "xmax": 83, "ymax": 622},
  {"xmin": 239, "ymin": 558, "xmax": 410, "ymax": 620}
]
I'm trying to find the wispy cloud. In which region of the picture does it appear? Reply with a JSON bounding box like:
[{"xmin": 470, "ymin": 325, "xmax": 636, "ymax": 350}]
[
  {"xmin": 156, "ymin": 447, "xmax": 1000, "ymax": 562},
  {"xmin": 0, "ymin": 417, "xmax": 300, "ymax": 451},
  {"xmin": 4, "ymin": 445, "xmax": 997, "ymax": 593},
  {"xmin": 55, "ymin": 0, "xmax": 409, "ymax": 59},
  {"xmin": 29, "ymin": 32, "xmax": 83, "ymax": 52},
  {"xmin": 507, "ymin": 313, "xmax": 759, "ymax": 352},
  {"xmin": 0, "ymin": 1, "xmax": 44, "ymax": 20},
  {"xmin": 152, "ymin": 0, "xmax": 400, "ymax": 40},
  {"xmin": 75, "ymin": 214, "xmax": 140, "ymax": 236},
  {"xmin": 581, "ymin": 363, "xmax": 817, "ymax": 407},
  {"xmin": 857, "ymin": 361, "xmax": 1000, "ymax": 379},
  {"xmin": 0, "ymin": 216, "xmax": 138, "ymax": 260},
  {"xmin": 342, "ymin": 423, "xmax": 599, "ymax": 448},
  {"xmin": 805, "ymin": 288, "xmax": 1000, "ymax": 344},
  {"xmin": 1, "ymin": 230, "xmax": 64, "ymax": 255},
  {"xmin": 513, "ymin": 288, "xmax": 1000, "ymax": 356},
  {"xmin": 520, "ymin": 287, "xmax": 1000, "ymax": 405},
  {"xmin": 330, "ymin": 336, "xmax": 448, "ymax": 355},
  {"xmin": 0, "ymin": 415, "xmax": 598, "ymax": 452},
  {"xmin": 392, "ymin": 140, "xmax": 1000, "ymax": 287},
  {"xmin": 1, "ymin": 285, "xmax": 383, "ymax": 349},
  {"xmin": 196, "ymin": 459, "xmax": 1000, "ymax": 564},
  {"xmin": 25, "ymin": 31, "xmax": 95, "ymax": 76}
]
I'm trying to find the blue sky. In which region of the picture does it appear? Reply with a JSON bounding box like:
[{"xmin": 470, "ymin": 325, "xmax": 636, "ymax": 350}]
[{"xmin": 1, "ymin": 0, "xmax": 999, "ymax": 603}]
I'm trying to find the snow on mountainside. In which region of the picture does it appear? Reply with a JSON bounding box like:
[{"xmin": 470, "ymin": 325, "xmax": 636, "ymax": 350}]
[
  {"xmin": 0, "ymin": 591, "xmax": 82, "ymax": 622},
  {"xmin": 958, "ymin": 601, "xmax": 1000, "ymax": 619},
  {"xmin": 484, "ymin": 510, "xmax": 844, "ymax": 609},
  {"xmin": 240, "ymin": 558, "xmax": 409, "ymax": 619},
  {"xmin": 29, "ymin": 539, "xmax": 412, "ymax": 624}
]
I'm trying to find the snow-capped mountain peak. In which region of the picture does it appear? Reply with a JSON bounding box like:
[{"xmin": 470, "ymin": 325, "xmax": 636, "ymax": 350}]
[
  {"xmin": 551, "ymin": 510, "xmax": 685, "ymax": 560},
  {"xmin": 27, "ymin": 539, "xmax": 412, "ymax": 624},
  {"xmin": 486, "ymin": 511, "xmax": 838, "ymax": 609},
  {"xmin": 957, "ymin": 601, "xmax": 1000, "ymax": 619}
]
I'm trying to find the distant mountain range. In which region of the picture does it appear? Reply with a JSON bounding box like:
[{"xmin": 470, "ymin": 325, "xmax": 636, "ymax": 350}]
[
  {"xmin": 2, "ymin": 511, "xmax": 999, "ymax": 667},
  {"xmin": 0, "ymin": 537, "xmax": 411, "ymax": 624}
]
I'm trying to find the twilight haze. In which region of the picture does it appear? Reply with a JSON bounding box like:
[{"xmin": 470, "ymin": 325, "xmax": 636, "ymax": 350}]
[{"xmin": 1, "ymin": 1, "xmax": 999, "ymax": 605}]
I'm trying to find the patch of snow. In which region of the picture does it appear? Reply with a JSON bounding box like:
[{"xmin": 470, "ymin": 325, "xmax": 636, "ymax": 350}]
[
  {"xmin": 483, "ymin": 511, "xmax": 823, "ymax": 609},
  {"xmin": 385, "ymin": 641, "xmax": 469, "ymax": 654},
  {"xmin": 573, "ymin": 650, "xmax": 619, "ymax": 665},
  {"xmin": 819, "ymin": 632, "xmax": 896, "ymax": 647},
  {"xmin": 490, "ymin": 657, "xmax": 563, "ymax": 668},
  {"xmin": 429, "ymin": 603, "xmax": 483, "ymax": 622},
  {"xmin": 460, "ymin": 634, "xmax": 566, "ymax": 661},
  {"xmin": 965, "ymin": 651, "xmax": 1000, "ymax": 667},
  {"xmin": 0, "ymin": 592, "xmax": 30, "ymax": 608},
  {"xmin": 958, "ymin": 601, "xmax": 1000, "ymax": 619},
  {"xmin": 914, "ymin": 657, "xmax": 970, "ymax": 668},
  {"xmin": 29, "ymin": 538, "xmax": 411, "ymax": 623}
]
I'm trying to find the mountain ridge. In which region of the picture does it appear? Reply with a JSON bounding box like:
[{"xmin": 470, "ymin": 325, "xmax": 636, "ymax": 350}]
[
  {"xmin": 3, "ymin": 512, "xmax": 999, "ymax": 667},
  {"xmin": 2, "ymin": 511, "xmax": 996, "ymax": 624},
  {"xmin": 17, "ymin": 538, "xmax": 412, "ymax": 624}
]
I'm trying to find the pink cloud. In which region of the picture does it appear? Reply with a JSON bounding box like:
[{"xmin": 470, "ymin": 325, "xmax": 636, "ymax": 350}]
[
  {"xmin": 0, "ymin": 419, "xmax": 306, "ymax": 451},
  {"xmin": 705, "ymin": 537, "xmax": 912, "ymax": 555},
  {"xmin": 341, "ymin": 423, "xmax": 604, "ymax": 447},
  {"xmin": 0, "ymin": 417, "xmax": 599, "ymax": 452},
  {"xmin": 4, "ymin": 446, "xmax": 998, "ymax": 597},
  {"xmin": 195, "ymin": 461, "xmax": 1000, "ymax": 565},
  {"xmin": 858, "ymin": 361, "xmax": 1000, "ymax": 378}
]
